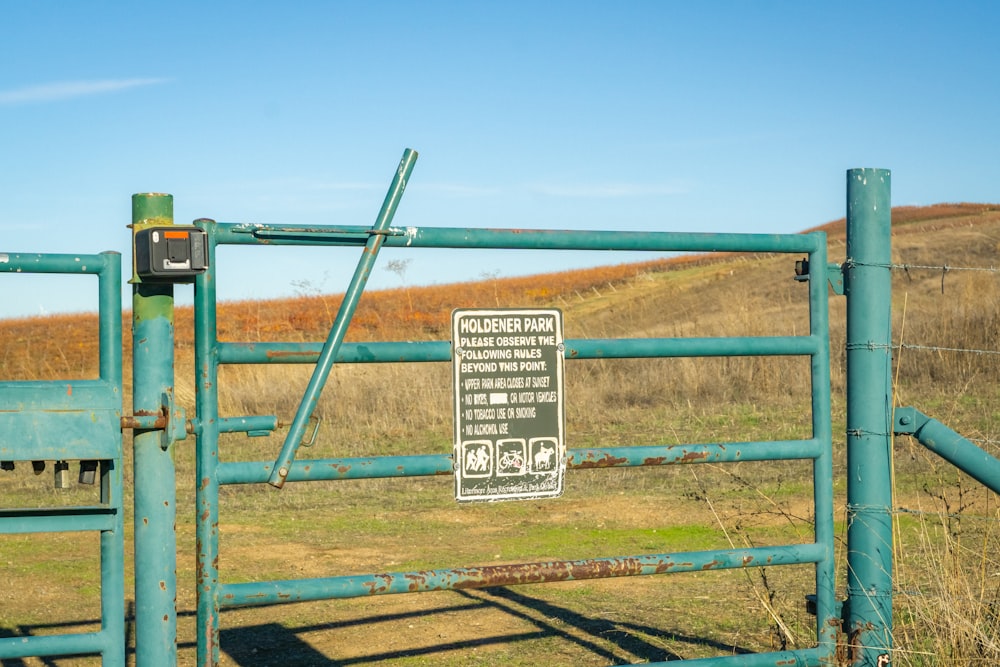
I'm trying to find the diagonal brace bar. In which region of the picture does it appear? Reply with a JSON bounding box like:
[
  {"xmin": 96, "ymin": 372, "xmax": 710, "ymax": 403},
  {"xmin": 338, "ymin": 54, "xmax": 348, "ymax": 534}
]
[
  {"xmin": 894, "ymin": 406, "xmax": 1000, "ymax": 494},
  {"xmin": 268, "ymin": 148, "xmax": 418, "ymax": 487}
]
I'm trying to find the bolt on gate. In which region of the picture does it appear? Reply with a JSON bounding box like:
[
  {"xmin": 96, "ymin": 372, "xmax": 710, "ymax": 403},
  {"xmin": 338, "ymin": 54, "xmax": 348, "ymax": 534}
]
[{"xmin": 188, "ymin": 149, "xmax": 840, "ymax": 666}]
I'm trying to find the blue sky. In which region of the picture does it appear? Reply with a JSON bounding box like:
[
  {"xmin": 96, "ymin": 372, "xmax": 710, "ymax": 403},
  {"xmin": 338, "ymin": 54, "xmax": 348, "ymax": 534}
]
[{"xmin": 2, "ymin": 1, "xmax": 998, "ymax": 318}]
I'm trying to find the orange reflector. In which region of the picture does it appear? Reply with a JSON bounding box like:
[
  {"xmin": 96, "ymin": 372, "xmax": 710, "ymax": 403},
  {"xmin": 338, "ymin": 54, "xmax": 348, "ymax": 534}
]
[{"xmin": 163, "ymin": 230, "xmax": 189, "ymax": 239}]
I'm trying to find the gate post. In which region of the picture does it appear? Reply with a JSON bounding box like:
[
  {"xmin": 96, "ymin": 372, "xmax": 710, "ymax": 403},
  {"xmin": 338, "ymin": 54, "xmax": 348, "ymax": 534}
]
[
  {"xmin": 131, "ymin": 193, "xmax": 178, "ymax": 666},
  {"xmin": 844, "ymin": 169, "xmax": 894, "ymax": 665}
]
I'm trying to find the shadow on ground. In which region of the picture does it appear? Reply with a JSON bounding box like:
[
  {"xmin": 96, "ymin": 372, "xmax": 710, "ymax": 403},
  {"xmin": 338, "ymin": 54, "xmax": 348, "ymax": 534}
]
[
  {"xmin": 1, "ymin": 589, "xmax": 753, "ymax": 665},
  {"xmin": 217, "ymin": 587, "xmax": 752, "ymax": 665}
]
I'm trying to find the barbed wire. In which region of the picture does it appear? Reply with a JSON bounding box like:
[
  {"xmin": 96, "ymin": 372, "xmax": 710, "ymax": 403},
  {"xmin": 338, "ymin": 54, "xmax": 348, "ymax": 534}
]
[
  {"xmin": 845, "ymin": 259, "xmax": 1000, "ymax": 296},
  {"xmin": 893, "ymin": 506, "xmax": 1000, "ymax": 524},
  {"xmin": 846, "ymin": 260, "xmax": 1000, "ymax": 273},
  {"xmin": 845, "ymin": 341, "xmax": 1000, "ymax": 356},
  {"xmin": 897, "ymin": 342, "xmax": 1000, "ymax": 356}
]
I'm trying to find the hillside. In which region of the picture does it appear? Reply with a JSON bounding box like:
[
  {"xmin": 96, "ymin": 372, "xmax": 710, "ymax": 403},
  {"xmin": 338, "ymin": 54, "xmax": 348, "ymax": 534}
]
[{"xmin": 2, "ymin": 202, "xmax": 999, "ymax": 388}]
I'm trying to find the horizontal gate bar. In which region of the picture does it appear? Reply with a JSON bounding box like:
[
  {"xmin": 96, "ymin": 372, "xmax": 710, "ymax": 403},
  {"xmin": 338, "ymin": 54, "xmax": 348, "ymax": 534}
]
[
  {"xmin": 216, "ymin": 440, "xmax": 822, "ymax": 485},
  {"xmin": 642, "ymin": 647, "xmax": 824, "ymax": 667},
  {"xmin": 0, "ymin": 380, "xmax": 121, "ymax": 409},
  {"xmin": 0, "ymin": 506, "xmax": 117, "ymax": 534},
  {"xmin": 0, "ymin": 252, "xmax": 117, "ymax": 275},
  {"xmin": 0, "ymin": 630, "xmax": 109, "ymax": 659},
  {"xmin": 212, "ymin": 223, "xmax": 824, "ymax": 254},
  {"xmin": 218, "ymin": 415, "xmax": 278, "ymax": 434},
  {"xmin": 217, "ymin": 335, "xmax": 822, "ymax": 365},
  {"xmin": 219, "ymin": 542, "xmax": 825, "ymax": 608}
]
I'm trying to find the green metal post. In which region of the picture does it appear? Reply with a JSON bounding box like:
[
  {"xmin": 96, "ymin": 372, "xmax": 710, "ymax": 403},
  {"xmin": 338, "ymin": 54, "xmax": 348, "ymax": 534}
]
[
  {"xmin": 131, "ymin": 193, "xmax": 178, "ymax": 666},
  {"xmin": 99, "ymin": 250, "xmax": 126, "ymax": 667},
  {"xmin": 194, "ymin": 218, "xmax": 222, "ymax": 667},
  {"xmin": 844, "ymin": 169, "xmax": 894, "ymax": 665}
]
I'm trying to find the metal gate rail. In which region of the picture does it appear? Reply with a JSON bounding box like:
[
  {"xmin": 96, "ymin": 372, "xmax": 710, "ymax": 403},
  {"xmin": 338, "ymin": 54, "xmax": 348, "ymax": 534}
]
[
  {"xmin": 191, "ymin": 150, "xmax": 837, "ymax": 666},
  {"xmin": 0, "ymin": 252, "xmax": 125, "ymax": 666}
]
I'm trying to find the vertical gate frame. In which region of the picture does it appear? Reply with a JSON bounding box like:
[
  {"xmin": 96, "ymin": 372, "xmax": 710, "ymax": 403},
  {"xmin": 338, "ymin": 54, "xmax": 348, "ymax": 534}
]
[
  {"xmin": 0, "ymin": 251, "xmax": 125, "ymax": 666},
  {"xmin": 189, "ymin": 149, "xmax": 840, "ymax": 666}
]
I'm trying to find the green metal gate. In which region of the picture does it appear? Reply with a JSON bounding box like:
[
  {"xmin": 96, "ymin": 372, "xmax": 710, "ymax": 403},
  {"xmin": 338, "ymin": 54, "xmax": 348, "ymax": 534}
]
[
  {"xmin": 191, "ymin": 150, "xmax": 840, "ymax": 666},
  {"xmin": 0, "ymin": 252, "xmax": 125, "ymax": 665},
  {"xmin": 4, "ymin": 157, "xmax": 1000, "ymax": 665}
]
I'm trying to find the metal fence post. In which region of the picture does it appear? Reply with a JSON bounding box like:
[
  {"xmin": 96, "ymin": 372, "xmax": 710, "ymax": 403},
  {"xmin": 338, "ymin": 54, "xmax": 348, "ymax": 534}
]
[
  {"xmin": 131, "ymin": 193, "xmax": 178, "ymax": 666},
  {"xmin": 844, "ymin": 168, "xmax": 894, "ymax": 665}
]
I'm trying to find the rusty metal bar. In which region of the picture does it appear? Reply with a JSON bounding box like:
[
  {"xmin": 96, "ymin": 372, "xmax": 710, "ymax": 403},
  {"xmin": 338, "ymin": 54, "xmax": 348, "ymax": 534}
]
[{"xmin": 220, "ymin": 542, "xmax": 825, "ymax": 608}]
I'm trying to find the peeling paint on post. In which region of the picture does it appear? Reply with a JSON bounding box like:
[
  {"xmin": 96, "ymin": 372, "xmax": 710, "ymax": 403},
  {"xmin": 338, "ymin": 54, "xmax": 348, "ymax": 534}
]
[{"xmin": 131, "ymin": 193, "xmax": 178, "ymax": 667}]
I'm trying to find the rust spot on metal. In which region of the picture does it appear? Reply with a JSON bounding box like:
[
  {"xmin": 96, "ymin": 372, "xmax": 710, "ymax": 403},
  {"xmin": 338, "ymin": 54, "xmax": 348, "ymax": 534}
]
[
  {"xmin": 654, "ymin": 561, "xmax": 682, "ymax": 574},
  {"xmin": 404, "ymin": 572, "xmax": 428, "ymax": 592},
  {"xmin": 159, "ymin": 580, "xmax": 166, "ymax": 591},
  {"xmin": 702, "ymin": 560, "xmax": 722, "ymax": 570},
  {"xmin": 680, "ymin": 450, "xmax": 709, "ymax": 462},
  {"xmin": 571, "ymin": 453, "xmax": 628, "ymax": 469},
  {"xmin": 265, "ymin": 350, "xmax": 317, "ymax": 360},
  {"xmin": 643, "ymin": 457, "xmax": 667, "ymax": 466},
  {"xmin": 742, "ymin": 555, "xmax": 753, "ymax": 566},
  {"xmin": 363, "ymin": 574, "xmax": 395, "ymax": 595},
  {"xmin": 429, "ymin": 557, "xmax": 665, "ymax": 591}
]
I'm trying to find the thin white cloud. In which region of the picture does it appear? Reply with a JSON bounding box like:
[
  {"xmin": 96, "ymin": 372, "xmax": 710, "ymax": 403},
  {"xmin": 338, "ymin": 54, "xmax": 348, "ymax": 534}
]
[
  {"xmin": 413, "ymin": 183, "xmax": 501, "ymax": 197},
  {"xmin": 308, "ymin": 182, "xmax": 382, "ymax": 192},
  {"xmin": 0, "ymin": 78, "xmax": 169, "ymax": 106},
  {"xmin": 528, "ymin": 182, "xmax": 691, "ymax": 198}
]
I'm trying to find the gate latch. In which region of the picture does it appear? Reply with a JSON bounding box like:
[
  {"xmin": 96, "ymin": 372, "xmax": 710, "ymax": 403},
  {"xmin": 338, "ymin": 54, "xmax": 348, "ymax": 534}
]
[
  {"xmin": 121, "ymin": 391, "xmax": 189, "ymax": 450},
  {"xmin": 793, "ymin": 258, "xmax": 845, "ymax": 296},
  {"xmin": 134, "ymin": 226, "xmax": 208, "ymax": 282}
]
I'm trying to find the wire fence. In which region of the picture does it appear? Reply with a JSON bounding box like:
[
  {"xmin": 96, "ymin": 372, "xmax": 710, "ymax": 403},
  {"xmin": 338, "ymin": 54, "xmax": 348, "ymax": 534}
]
[{"xmin": 877, "ymin": 259, "xmax": 1000, "ymax": 664}]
